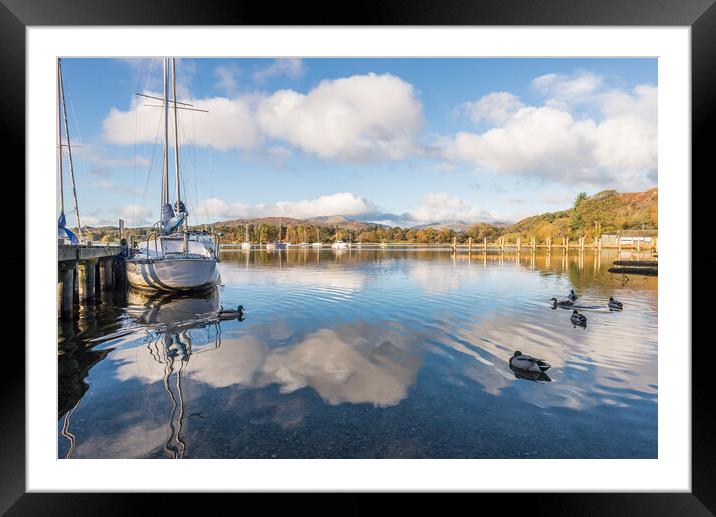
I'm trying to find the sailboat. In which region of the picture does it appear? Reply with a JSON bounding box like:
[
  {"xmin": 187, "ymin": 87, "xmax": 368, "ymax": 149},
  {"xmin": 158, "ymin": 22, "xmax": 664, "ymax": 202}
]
[
  {"xmin": 57, "ymin": 58, "xmax": 81, "ymax": 246},
  {"xmin": 126, "ymin": 58, "xmax": 220, "ymax": 292},
  {"xmin": 312, "ymin": 227, "xmax": 322, "ymax": 248},
  {"xmin": 298, "ymin": 227, "xmax": 309, "ymax": 247},
  {"xmin": 266, "ymin": 218, "xmax": 286, "ymax": 250},
  {"xmin": 241, "ymin": 223, "xmax": 251, "ymax": 249},
  {"xmin": 331, "ymin": 230, "xmax": 348, "ymax": 249}
]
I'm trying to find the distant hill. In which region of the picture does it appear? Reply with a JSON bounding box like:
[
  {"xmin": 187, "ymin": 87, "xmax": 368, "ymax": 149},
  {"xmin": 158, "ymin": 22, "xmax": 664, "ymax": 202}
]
[
  {"xmin": 212, "ymin": 215, "xmax": 376, "ymax": 231},
  {"xmin": 412, "ymin": 220, "xmax": 510, "ymax": 232},
  {"xmin": 412, "ymin": 220, "xmax": 474, "ymax": 232}
]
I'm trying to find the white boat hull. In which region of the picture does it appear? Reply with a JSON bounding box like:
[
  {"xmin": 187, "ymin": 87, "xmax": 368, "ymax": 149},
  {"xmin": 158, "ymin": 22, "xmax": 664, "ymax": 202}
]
[{"xmin": 127, "ymin": 257, "xmax": 220, "ymax": 291}]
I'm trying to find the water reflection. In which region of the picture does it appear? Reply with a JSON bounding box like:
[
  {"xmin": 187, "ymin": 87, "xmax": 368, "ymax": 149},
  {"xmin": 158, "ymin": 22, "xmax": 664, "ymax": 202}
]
[{"xmin": 59, "ymin": 249, "xmax": 657, "ymax": 459}]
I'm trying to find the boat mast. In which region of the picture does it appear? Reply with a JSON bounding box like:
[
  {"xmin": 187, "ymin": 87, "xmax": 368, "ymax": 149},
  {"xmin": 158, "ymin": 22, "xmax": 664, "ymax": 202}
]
[
  {"xmin": 58, "ymin": 58, "xmax": 83, "ymax": 240},
  {"xmin": 171, "ymin": 58, "xmax": 183, "ymax": 228},
  {"xmin": 161, "ymin": 58, "xmax": 170, "ymax": 218},
  {"xmin": 57, "ymin": 59, "xmax": 64, "ymax": 216}
]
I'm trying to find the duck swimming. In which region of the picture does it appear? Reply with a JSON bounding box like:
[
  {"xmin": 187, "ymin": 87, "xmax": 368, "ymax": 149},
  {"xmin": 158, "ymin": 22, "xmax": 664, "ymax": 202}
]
[
  {"xmin": 550, "ymin": 296, "xmax": 573, "ymax": 308},
  {"xmin": 608, "ymin": 297, "xmax": 623, "ymax": 310},
  {"xmin": 218, "ymin": 304, "xmax": 245, "ymax": 320},
  {"xmin": 509, "ymin": 351, "xmax": 551, "ymax": 372},
  {"xmin": 570, "ymin": 309, "xmax": 587, "ymax": 326},
  {"xmin": 568, "ymin": 289, "xmax": 578, "ymax": 302},
  {"xmin": 510, "ymin": 365, "xmax": 552, "ymax": 382}
]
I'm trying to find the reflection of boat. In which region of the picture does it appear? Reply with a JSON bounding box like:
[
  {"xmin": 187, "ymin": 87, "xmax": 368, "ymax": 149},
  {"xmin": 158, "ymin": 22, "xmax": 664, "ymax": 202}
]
[
  {"xmin": 127, "ymin": 287, "xmax": 220, "ymax": 327},
  {"xmin": 126, "ymin": 58, "xmax": 220, "ymax": 292},
  {"xmin": 128, "ymin": 288, "xmax": 242, "ymax": 459}
]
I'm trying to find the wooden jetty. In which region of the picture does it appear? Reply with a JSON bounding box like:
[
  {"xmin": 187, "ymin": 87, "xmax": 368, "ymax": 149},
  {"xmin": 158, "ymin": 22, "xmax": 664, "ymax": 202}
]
[
  {"xmin": 58, "ymin": 242, "xmax": 127, "ymax": 320},
  {"xmin": 608, "ymin": 260, "xmax": 658, "ymax": 276}
]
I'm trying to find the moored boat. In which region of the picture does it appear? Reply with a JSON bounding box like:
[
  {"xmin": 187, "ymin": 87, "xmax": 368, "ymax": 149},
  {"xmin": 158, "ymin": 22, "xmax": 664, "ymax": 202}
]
[{"xmin": 126, "ymin": 57, "xmax": 220, "ymax": 292}]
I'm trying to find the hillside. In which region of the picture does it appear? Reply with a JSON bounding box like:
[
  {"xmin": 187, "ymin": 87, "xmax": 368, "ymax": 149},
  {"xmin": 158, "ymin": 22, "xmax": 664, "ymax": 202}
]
[{"xmin": 504, "ymin": 187, "xmax": 657, "ymax": 241}]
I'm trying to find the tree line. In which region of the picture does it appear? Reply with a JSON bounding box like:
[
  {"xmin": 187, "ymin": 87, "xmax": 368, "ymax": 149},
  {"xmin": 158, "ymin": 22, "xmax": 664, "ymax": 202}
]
[{"xmin": 76, "ymin": 189, "xmax": 657, "ymax": 245}]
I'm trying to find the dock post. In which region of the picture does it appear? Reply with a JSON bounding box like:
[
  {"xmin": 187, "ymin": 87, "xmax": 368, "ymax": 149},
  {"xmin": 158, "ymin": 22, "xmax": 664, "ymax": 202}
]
[
  {"xmin": 78, "ymin": 258, "xmax": 98, "ymax": 305},
  {"xmin": 547, "ymin": 236, "xmax": 551, "ymax": 253},
  {"xmin": 468, "ymin": 237, "xmax": 472, "ymax": 253},
  {"xmin": 452, "ymin": 236, "xmax": 457, "ymax": 253},
  {"xmin": 637, "ymin": 239, "xmax": 641, "ymax": 252},
  {"xmin": 531, "ymin": 236, "xmax": 535, "ymax": 252},
  {"xmin": 580, "ymin": 236, "xmax": 584, "ymax": 252},
  {"xmin": 483, "ymin": 237, "xmax": 487, "ymax": 251},
  {"xmin": 517, "ymin": 236, "xmax": 521, "ymax": 252},
  {"xmin": 100, "ymin": 258, "xmax": 113, "ymax": 290},
  {"xmin": 598, "ymin": 236, "xmax": 602, "ymax": 252},
  {"xmin": 58, "ymin": 261, "xmax": 76, "ymax": 320}
]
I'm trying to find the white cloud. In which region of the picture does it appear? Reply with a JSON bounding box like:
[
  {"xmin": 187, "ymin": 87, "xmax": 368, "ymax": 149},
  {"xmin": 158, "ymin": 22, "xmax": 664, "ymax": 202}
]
[
  {"xmin": 214, "ymin": 64, "xmax": 241, "ymax": 96},
  {"xmin": 408, "ymin": 193, "xmax": 494, "ymax": 224},
  {"xmin": 257, "ymin": 73, "xmax": 424, "ymax": 162},
  {"xmin": 102, "ymin": 93, "xmax": 261, "ymax": 151},
  {"xmin": 253, "ymin": 58, "xmax": 305, "ymax": 82},
  {"xmin": 531, "ymin": 71, "xmax": 603, "ymax": 109},
  {"xmin": 102, "ymin": 73, "xmax": 423, "ymax": 162},
  {"xmin": 196, "ymin": 192, "xmax": 377, "ymax": 221},
  {"xmin": 442, "ymin": 82, "xmax": 657, "ymax": 190},
  {"xmin": 120, "ymin": 204, "xmax": 154, "ymax": 226},
  {"xmin": 460, "ymin": 91, "xmax": 524, "ymax": 125}
]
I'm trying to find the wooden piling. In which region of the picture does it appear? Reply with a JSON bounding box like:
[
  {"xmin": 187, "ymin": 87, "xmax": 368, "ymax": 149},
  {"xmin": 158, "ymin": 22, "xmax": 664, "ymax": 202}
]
[
  {"xmin": 58, "ymin": 262, "xmax": 75, "ymax": 320},
  {"xmin": 468, "ymin": 237, "xmax": 472, "ymax": 253},
  {"xmin": 452, "ymin": 236, "xmax": 457, "ymax": 253},
  {"xmin": 78, "ymin": 258, "xmax": 98, "ymax": 305},
  {"xmin": 100, "ymin": 258, "xmax": 113, "ymax": 290},
  {"xmin": 484, "ymin": 237, "xmax": 487, "ymax": 251},
  {"xmin": 517, "ymin": 236, "xmax": 521, "ymax": 251},
  {"xmin": 531, "ymin": 236, "xmax": 535, "ymax": 252}
]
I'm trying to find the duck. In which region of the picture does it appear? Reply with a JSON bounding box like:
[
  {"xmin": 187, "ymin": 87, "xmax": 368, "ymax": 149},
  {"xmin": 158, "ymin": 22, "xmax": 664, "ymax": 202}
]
[
  {"xmin": 549, "ymin": 296, "xmax": 574, "ymax": 308},
  {"xmin": 218, "ymin": 304, "xmax": 245, "ymax": 320},
  {"xmin": 608, "ymin": 297, "xmax": 623, "ymax": 310},
  {"xmin": 509, "ymin": 351, "xmax": 551, "ymax": 372},
  {"xmin": 570, "ymin": 309, "xmax": 587, "ymax": 326},
  {"xmin": 510, "ymin": 365, "xmax": 552, "ymax": 382},
  {"xmin": 568, "ymin": 289, "xmax": 578, "ymax": 302}
]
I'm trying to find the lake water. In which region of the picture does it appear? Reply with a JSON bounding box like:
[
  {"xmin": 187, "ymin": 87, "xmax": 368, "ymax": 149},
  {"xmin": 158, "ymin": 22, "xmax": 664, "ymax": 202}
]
[{"xmin": 58, "ymin": 248, "xmax": 657, "ymax": 459}]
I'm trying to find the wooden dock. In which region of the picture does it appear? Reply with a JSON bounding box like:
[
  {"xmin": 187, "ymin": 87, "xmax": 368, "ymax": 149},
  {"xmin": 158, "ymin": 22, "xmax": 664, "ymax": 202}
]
[
  {"xmin": 608, "ymin": 260, "xmax": 658, "ymax": 276},
  {"xmin": 58, "ymin": 242, "xmax": 127, "ymax": 320}
]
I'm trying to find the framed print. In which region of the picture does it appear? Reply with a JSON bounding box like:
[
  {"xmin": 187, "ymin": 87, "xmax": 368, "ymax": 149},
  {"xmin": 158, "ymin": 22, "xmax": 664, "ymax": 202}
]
[{"xmin": 4, "ymin": 0, "xmax": 711, "ymax": 513}]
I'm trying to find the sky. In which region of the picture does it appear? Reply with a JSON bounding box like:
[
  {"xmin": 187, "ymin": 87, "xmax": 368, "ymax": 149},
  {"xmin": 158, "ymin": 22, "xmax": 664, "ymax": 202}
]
[{"xmin": 57, "ymin": 57, "xmax": 657, "ymax": 228}]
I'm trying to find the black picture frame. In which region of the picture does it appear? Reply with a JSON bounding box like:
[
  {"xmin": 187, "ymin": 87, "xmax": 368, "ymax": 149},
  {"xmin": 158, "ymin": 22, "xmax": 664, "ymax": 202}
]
[{"xmin": 4, "ymin": 0, "xmax": 710, "ymax": 513}]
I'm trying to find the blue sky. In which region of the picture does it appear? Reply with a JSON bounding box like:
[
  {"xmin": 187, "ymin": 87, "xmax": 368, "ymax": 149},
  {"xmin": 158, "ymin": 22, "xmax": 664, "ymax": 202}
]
[{"xmin": 58, "ymin": 58, "xmax": 657, "ymax": 228}]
